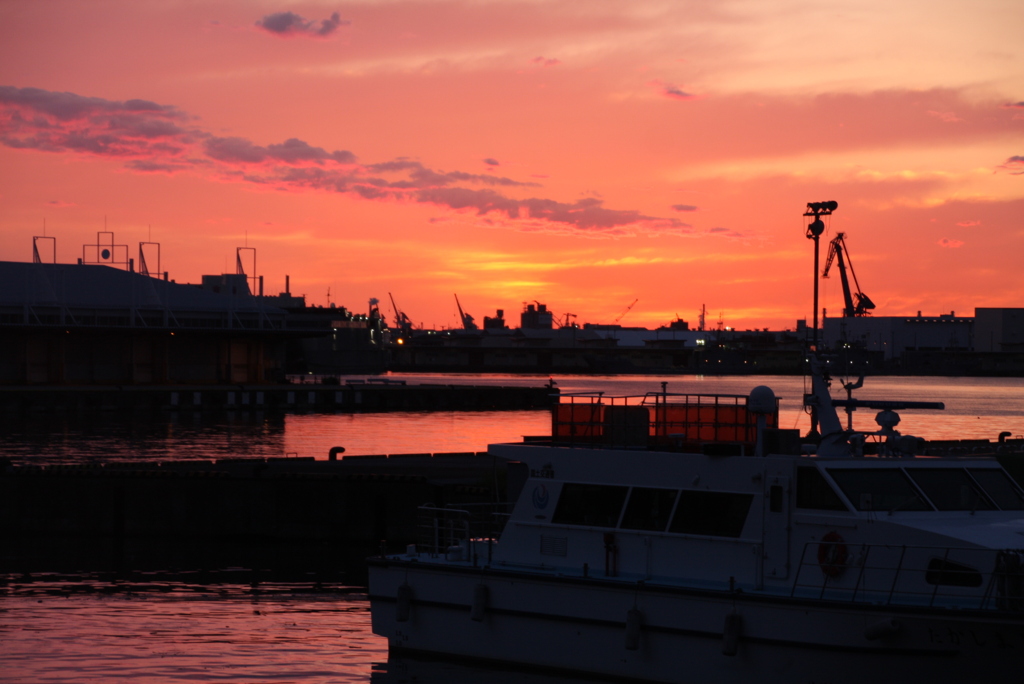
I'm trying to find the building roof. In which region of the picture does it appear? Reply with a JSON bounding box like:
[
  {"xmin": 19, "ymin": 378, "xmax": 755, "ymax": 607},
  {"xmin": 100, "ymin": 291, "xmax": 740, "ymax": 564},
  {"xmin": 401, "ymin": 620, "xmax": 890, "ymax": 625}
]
[
  {"xmin": 0, "ymin": 261, "xmax": 287, "ymax": 331},
  {"xmin": 0, "ymin": 261, "xmax": 281, "ymax": 312}
]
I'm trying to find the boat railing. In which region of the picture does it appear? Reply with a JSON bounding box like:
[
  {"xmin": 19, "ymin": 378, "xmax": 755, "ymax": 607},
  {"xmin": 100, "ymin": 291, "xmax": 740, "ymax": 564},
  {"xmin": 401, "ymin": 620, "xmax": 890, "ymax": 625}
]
[
  {"xmin": 551, "ymin": 392, "xmax": 777, "ymax": 451},
  {"xmin": 416, "ymin": 503, "xmax": 513, "ymax": 564},
  {"xmin": 791, "ymin": 542, "xmax": 1024, "ymax": 612}
]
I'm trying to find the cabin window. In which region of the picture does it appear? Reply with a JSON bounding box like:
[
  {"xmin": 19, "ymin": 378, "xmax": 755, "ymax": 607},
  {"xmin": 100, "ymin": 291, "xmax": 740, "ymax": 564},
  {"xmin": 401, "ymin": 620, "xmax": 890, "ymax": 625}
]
[
  {"xmin": 551, "ymin": 483, "xmax": 629, "ymax": 527},
  {"xmin": 796, "ymin": 467, "xmax": 848, "ymax": 511},
  {"xmin": 925, "ymin": 558, "xmax": 982, "ymax": 587},
  {"xmin": 827, "ymin": 468, "xmax": 931, "ymax": 512},
  {"xmin": 620, "ymin": 488, "xmax": 678, "ymax": 532},
  {"xmin": 967, "ymin": 469, "xmax": 1024, "ymax": 511},
  {"xmin": 669, "ymin": 491, "xmax": 754, "ymax": 538},
  {"xmin": 906, "ymin": 469, "xmax": 994, "ymax": 511}
]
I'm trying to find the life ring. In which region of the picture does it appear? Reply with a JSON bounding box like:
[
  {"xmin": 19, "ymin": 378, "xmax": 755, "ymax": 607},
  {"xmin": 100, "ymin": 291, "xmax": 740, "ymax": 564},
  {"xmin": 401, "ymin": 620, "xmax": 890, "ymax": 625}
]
[{"xmin": 817, "ymin": 531, "xmax": 848, "ymax": 578}]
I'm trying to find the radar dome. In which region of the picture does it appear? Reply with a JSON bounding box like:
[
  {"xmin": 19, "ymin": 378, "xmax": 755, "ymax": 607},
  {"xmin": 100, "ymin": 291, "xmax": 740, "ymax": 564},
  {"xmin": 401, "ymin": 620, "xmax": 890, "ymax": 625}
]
[{"xmin": 748, "ymin": 386, "xmax": 776, "ymax": 414}]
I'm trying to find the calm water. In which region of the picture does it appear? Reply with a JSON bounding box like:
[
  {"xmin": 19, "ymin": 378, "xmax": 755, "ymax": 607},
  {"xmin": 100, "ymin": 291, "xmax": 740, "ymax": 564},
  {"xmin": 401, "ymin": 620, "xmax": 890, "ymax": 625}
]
[
  {"xmin": 0, "ymin": 581, "xmax": 610, "ymax": 683},
  {"xmin": 3, "ymin": 373, "xmax": 1023, "ymax": 465},
  {"xmin": 2, "ymin": 373, "xmax": 1022, "ymax": 681}
]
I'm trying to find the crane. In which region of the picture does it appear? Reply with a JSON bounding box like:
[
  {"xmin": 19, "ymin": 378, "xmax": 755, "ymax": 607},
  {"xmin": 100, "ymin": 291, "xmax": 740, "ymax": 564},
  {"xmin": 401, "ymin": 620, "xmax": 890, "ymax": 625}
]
[
  {"xmin": 613, "ymin": 298, "xmax": 638, "ymax": 324},
  {"xmin": 454, "ymin": 294, "xmax": 478, "ymax": 330},
  {"xmin": 388, "ymin": 292, "xmax": 414, "ymax": 334},
  {"xmin": 822, "ymin": 233, "xmax": 875, "ymax": 317}
]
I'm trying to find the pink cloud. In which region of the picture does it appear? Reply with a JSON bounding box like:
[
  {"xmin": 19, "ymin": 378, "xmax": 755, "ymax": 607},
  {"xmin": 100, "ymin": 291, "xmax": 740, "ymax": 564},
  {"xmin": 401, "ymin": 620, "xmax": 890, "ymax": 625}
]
[
  {"xmin": 531, "ymin": 57, "xmax": 561, "ymax": 67},
  {"xmin": 672, "ymin": 204, "xmax": 698, "ymax": 212},
  {"xmin": 47, "ymin": 200, "xmax": 76, "ymax": 208},
  {"xmin": 649, "ymin": 80, "xmax": 695, "ymax": 101},
  {"xmin": 1003, "ymin": 102, "xmax": 1024, "ymax": 109},
  {"xmin": 256, "ymin": 11, "xmax": 347, "ymax": 38},
  {"xmin": 1, "ymin": 85, "xmax": 696, "ymax": 239},
  {"xmin": 997, "ymin": 156, "xmax": 1024, "ymax": 175},
  {"xmin": 708, "ymin": 226, "xmax": 745, "ymax": 239},
  {"xmin": 0, "ymin": 86, "xmax": 193, "ymax": 159},
  {"xmin": 926, "ymin": 110, "xmax": 962, "ymax": 123},
  {"xmin": 956, "ymin": 220, "xmax": 981, "ymax": 227},
  {"xmin": 938, "ymin": 238, "xmax": 964, "ymax": 248}
]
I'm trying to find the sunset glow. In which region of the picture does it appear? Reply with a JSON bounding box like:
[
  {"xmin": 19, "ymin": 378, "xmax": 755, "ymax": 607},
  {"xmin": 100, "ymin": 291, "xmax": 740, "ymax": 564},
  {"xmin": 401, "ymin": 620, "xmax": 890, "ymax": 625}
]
[{"xmin": 2, "ymin": 0, "xmax": 1021, "ymax": 330}]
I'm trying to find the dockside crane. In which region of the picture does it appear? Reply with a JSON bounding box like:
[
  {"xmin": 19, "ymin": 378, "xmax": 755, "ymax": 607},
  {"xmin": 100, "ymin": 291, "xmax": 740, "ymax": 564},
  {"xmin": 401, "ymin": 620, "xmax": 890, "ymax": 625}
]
[
  {"xmin": 454, "ymin": 294, "xmax": 478, "ymax": 330},
  {"xmin": 388, "ymin": 292, "xmax": 414, "ymax": 335},
  {"xmin": 613, "ymin": 298, "xmax": 639, "ymax": 324},
  {"xmin": 822, "ymin": 232, "xmax": 875, "ymax": 317}
]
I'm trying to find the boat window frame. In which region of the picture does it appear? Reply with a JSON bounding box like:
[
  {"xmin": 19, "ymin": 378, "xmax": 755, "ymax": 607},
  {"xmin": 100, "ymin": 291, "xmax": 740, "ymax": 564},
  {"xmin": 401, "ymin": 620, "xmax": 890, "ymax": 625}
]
[
  {"xmin": 826, "ymin": 466, "xmax": 933, "ymax": 513},
  {"xmin": 903, "ymin": 467, "xmax": 996, "ymax": 512},
  {"xmin": 619, "ymin": 486, "xmax": 680, "ymax": 532},
  {"xmin": 795, "ymin": 465, "xmax": 850, "ymax": 511},
  {"xmin": 965, "ymin": 467, "xmax": 1024, "ymax": 511},
  {"xmin": 668, "ymin": 489, "xmax": 755, "ymax": 539},
  {"xmin": 550, "ymin": 482, "xmax": 630, "ymax": 528}
]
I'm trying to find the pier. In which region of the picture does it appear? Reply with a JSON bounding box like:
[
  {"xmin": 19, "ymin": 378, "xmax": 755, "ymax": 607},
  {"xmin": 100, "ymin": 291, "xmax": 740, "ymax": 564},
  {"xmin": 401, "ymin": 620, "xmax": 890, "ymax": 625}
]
[
  {"xmin": 0, "ymin": 452, "xmax": 511, "ymax": 583},
  {"xmin": 0, "ymin": 380, "xmax": 557, "ymax": 415}
]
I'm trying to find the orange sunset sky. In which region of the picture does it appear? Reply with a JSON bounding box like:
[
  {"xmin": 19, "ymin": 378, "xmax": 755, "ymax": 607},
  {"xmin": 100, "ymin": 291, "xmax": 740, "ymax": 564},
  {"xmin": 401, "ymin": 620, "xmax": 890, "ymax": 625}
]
[{"xmin": 1, "ymin": 1, "xmax": 1021, "ymax": 331}]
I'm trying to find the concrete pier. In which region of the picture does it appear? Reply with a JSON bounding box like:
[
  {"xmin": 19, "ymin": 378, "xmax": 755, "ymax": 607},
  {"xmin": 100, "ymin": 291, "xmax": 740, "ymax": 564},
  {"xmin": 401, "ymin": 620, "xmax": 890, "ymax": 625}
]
[
  {"xmin": 0, "ymin": 381, "xmax": 557, "ymax": 414},
  {"xmin": 0, "ymin": 453, "xmax": 508, "ymax": 582}
]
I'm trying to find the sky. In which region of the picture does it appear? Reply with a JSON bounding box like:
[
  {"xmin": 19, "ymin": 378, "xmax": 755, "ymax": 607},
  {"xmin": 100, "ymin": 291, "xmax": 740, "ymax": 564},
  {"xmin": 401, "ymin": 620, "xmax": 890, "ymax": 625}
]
[{"xmin": 1, "ymin": 0, "xmax": 1021, "ymax": 331}]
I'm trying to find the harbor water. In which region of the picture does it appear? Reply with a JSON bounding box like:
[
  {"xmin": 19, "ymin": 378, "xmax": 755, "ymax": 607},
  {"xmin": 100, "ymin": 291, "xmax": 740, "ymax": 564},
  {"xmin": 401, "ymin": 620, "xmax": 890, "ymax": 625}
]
[
  {"xmin": 3, "ymin": 373, "xmax": 1023, "ymax": 465},
  {"xmin": 2, "ymin": 373, "xmax": 1022, "ymax": 682}
]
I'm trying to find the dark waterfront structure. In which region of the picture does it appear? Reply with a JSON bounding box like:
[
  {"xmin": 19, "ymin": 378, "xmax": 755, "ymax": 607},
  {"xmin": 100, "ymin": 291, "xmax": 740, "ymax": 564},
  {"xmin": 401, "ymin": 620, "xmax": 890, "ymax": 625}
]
[
  {"xmin": 0, "ymin": 260, "xmax": 391, "ymax": 385},
  {"xmin": 822, "ymin": 309, "xmax": 1024, "ymax": 376},
  {"xmin": 0, "ymin": 453, "xmax": 506, "ymax": 582},
  {"xmin": 388, "ymin": 322, "xmax": 814, "ymax": 375},
  {"xmin": 0, "ymin": 260, "xmax": 291, "ymax": 385}
]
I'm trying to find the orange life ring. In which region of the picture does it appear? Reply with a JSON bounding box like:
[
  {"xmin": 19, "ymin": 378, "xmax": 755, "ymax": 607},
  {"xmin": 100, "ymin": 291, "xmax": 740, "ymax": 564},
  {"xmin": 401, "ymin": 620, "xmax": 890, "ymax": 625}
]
[{"xmin": 817, "ymin": 531, "xmax": 848, "ymax": 578}]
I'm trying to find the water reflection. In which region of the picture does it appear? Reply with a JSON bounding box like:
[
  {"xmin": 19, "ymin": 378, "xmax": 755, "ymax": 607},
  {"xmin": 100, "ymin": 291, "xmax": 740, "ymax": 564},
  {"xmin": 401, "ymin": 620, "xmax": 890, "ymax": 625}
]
[
  {"xmin": 3, "ymin": 374, "xmax": 1020, "ymax": 466},
  {"xmin": 0, "ymin": 410, "xmax": 288, "ymax": 466},
  {"xmin": 2, "ymin": 583, "xmax": 384, "ymax": 683},
  {"xmin": 1, "ymin": 578, "xmax": 609, "ymax": 684}
]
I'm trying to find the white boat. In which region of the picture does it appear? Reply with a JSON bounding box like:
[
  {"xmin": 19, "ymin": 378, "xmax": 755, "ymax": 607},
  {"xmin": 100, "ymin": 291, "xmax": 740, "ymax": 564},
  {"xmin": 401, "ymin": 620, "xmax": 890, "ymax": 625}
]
[{"xmin": 368, "ymin": 361, "xmax": 1024, "ymax": 683}]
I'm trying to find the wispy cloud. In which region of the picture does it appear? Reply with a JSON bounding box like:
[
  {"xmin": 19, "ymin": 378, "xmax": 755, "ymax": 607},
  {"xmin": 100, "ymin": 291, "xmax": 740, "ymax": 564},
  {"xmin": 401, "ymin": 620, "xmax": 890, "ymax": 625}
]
[
  {"xmin": 531, "ymin": 56, "xmax": 561, "ymax": 67},
  {"xmin": 649, "ymin": 80, "xmax": 695, "ymax": 101},
  {"xmin": 997, "ymin": 155, "xmax": 1024, "ymax": 175},
  {"xmin": 708, "ymin": 226, "xmax": 745, "ymax": 239},
  {"xmin": 671, "ymin": 204, "xmax": 698, "ymax": 212},
  {"xmin": 256, "ymin": 11, "xmax": 348, "ymax": 38},
  {"xmin": 938, "ymin": 238, "xmax": 964, "ymax": 248},
  {"xmin": 956, "ymin": 220, "xmax": 981, "ymax": 227},
  {"xmin": 0, "ymin": 85, "xmax": 693, "ymax": 238},
  {"xmin": 926, "ymin": 110, "xmax": 962, "ymax": 123}
]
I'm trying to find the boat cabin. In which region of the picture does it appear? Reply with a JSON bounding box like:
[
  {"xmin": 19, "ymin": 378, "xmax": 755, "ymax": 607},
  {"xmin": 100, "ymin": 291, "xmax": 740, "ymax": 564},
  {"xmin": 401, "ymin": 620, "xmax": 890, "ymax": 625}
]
[{"xmin": 418, "ymin": 387, "xmax": 1024, "ymax": 612}]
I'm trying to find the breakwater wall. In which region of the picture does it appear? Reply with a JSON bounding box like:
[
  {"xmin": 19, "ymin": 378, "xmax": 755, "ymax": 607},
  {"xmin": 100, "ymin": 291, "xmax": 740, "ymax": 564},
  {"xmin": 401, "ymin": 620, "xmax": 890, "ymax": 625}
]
[
  {"xmin": 0, "ymin": 381, "xmax": 557, "ymax": 414},
  {"xmin": 0, "ymin": 453, "xmax": 508, "ymax": 582}
]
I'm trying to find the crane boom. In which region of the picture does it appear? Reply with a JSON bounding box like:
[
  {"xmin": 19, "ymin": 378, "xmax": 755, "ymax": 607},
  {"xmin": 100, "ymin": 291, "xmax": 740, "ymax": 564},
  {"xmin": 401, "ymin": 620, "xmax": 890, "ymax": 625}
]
[
  {"xmin": 614, "ymin": 298, "xmax": 639, "ymax": 324},
  {"xmin": 454, "ymin": 294, "xmax": 478, "ymax": 330},
  {"xmin": 388, "ymin": 292, "xmax": 413, "ymax": 333},
  {"xmin": 822, "ymin": 233, "xmax": 875, "ymax": 317}
]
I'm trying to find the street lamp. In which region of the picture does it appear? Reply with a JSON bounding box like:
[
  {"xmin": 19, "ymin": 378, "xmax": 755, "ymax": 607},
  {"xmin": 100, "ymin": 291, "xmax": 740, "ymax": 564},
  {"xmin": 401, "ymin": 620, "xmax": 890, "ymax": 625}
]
[{"xmin": 804, "ymin": 200, "xmax": 837, "ymax": 350}]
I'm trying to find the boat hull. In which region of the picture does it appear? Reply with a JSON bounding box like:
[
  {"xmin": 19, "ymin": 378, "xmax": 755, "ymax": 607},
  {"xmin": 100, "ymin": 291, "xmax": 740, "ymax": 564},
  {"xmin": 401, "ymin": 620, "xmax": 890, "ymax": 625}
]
[{"xmin": 369, "ymin": 559, "xmax": 1024, "ymax": 684}]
